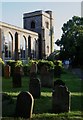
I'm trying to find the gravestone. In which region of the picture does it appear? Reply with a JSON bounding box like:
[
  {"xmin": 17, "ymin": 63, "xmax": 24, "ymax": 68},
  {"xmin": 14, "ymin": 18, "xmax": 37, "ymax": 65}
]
[
  {"xmin": 53, "ymin": 79, "xmax": 65, "ymax": 90},
  {"xmin": 15, "ymin": 91, "xmax": 34, "ymax": 119},
  {"xmin": 54, "ymin": 62, "xmax": 62, "ymax": 78},
  {"xmin": 40, "ymin": 65, "xmax": 54, "ymax": 88},
  {"xmin": 29, "ymin": 78, "xmax": 41, "ymax": 98},
  {"xmin": 12, "ymin": 66, "xmax": 22, "ymax": 88},
  {"xmin": 52, "ymin": 80, "xmax": 70, "ymax": 113},
  {"xmin": 30, "ymin": 62, "xmax": 37, "ymax": 79},
  {"xmin": 4, "ymin": 65, "xmax": 11, "ymax": 78}
]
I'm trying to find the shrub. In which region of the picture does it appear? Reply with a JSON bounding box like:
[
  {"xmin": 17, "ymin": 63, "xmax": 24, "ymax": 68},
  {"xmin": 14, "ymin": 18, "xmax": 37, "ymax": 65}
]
[
  {"xmin": 6, "ymin": 60, "xmax": 23, "ymax": 76},
  {"xmin": 23, "ymin": 64, "xmax": 30, "ymax": 76},
  {"xmin": 6, "ymin": 60, "xmax": 15, "ymax": 65},
  {"xmin": 54, "ymin": 60, "xmax": 62, "ymax": 67},
  {"xmin": 23, "ymin": 60, "xmax": 54, "ymax": 75},
  {"xmin": 54, "ymin": 60, "xmax": 66, "ymax": 74},
  {"xmin": 0, "ymin": 58, "xmax": 5, "ymax": 76},
  {"xmin": 23, "ymin": 60, "xmax": 37, "ymax": 76},
  {"xmin": 54, "ymin": 60, "xmax": 63, "ymax": 78},
  {"xmin": 15, "ymin": 60, "xmax": 23, "ymax": 67},
  {"xmin": 38, "ymin": 60, "xmax": 54, "ymax": 73},
  {"xmin": 0, "ymin": 58, "xmax": 5, "ymax": 65}
]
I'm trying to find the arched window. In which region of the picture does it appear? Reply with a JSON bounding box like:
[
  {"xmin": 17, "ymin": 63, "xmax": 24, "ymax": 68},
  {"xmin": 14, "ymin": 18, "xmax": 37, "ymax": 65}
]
[
  {"xmin": 20, "ymin": 36, "xmax": 26, "ymax": 59},
  {"xmin": 4, "ymin": 32, "xmax": 13, "ymax": 59},
  {"xmin": 31, "ymin": 21, "xmax": 35, "ymax": 29},
  {"xmin": 28, "ymin": 36, "xmax": 31, "ymax": 58}
]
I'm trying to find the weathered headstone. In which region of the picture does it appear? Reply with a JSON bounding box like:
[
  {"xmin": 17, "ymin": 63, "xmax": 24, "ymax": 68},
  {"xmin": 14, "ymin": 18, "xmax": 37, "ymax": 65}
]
[
  {"xmin": 4, "ymin": 65, "xmax": 11, "ymax": 78},
  {"xmin": 30, "ymin": 62, "xmax": 37, "ymax": 79},
  {"xmin": 53, "ymin": 79, "xmax": 65, "ymax": 90},
  {"xmin": 29, "ymin": 78, "xmax": 41, "ymax": 98},
  {"xmin": 52, "ymin": 80, "xmax": 70, "ymax": 113},
  {"xmin": 54, "ymin": 62, "xmax": 62, "ymax": 78},
  {"xmin": 12, "ymin": 66, "xmax": 22, "ymax": 88},
  {"xmin": 15, "ymin": 91, "xmax": 34, "ymax": 119},
  {"xmin": 40, "ymin": 65, "xmax": 54, "ymax": 87}
]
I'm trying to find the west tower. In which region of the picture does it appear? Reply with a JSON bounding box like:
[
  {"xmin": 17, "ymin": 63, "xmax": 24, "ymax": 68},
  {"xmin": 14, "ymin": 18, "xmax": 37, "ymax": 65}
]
[{"xmin": 23, "ymin": 10, "xmax": 54, "ymax": 59}]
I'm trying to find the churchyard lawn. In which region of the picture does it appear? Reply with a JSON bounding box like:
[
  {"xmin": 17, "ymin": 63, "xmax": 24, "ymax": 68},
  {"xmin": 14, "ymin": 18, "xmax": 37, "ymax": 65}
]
[{"xmin": 2, "ymin": 69, "xmax": 83, "ymax": 120}]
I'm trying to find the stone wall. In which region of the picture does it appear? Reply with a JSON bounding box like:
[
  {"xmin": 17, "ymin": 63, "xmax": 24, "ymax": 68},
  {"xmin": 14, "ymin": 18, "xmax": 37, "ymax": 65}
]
[{"xmin": 0, "ymin": 22, "xmax": 38, "ymax": 61}]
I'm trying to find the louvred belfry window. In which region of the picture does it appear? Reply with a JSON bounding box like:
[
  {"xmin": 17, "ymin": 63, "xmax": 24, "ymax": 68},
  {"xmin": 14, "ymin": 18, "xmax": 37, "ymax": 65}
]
[{"xmin": 31, "ymin": 21, "xmax": 35, "ymax": 29}]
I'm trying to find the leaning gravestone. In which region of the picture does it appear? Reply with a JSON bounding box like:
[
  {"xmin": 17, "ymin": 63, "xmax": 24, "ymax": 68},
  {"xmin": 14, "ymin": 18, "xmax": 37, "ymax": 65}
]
[
  {"xmin": 40, "ymin": 65, "xmax": 54, "ymax": 88},
  {"xmin": 15, "ymin": 91, "xmax": 34, "ymax": 119},
  {"xmin": 52, "ymin": 80, "xmax": 70, "ymax": 113},
  {"xmin": 29, "ymin": 78, "xmax": 41, "ymax": 98}
]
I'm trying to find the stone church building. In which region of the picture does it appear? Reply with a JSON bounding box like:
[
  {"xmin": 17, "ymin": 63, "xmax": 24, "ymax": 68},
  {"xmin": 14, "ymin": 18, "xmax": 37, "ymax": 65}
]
[{"xmin": 0, "ymin": 10, "xmax": 54, "ymax": 62}]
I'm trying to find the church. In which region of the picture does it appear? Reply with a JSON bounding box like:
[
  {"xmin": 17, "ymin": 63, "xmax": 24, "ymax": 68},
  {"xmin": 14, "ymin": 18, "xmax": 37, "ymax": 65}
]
[{"xmin": 0, "ymin": 10, "xmax": 54, "ymax": 62}]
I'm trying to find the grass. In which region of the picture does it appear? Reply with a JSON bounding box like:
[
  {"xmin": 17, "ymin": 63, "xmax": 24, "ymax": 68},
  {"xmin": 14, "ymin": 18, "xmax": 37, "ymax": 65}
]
[
  {"xmin": 1, "ymin": 112, "xmax": 83, "ymax": 120},
  {"xmin": 2, "ymin": 69, "xmax": 83, "ymax": 120}
]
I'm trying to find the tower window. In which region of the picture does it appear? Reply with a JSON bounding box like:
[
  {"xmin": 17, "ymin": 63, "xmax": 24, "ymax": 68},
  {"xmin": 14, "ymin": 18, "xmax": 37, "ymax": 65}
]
[
  {"xmin": 31, "ymin": 21, "xmax": 35, "ymax": 29},
  {"xmin": 46, "ymin": 22, "xmax": 49, "ymax": 29},
  {"xmin": 47, "ymin": 46, "xmax": 49, "ymax": 53}
]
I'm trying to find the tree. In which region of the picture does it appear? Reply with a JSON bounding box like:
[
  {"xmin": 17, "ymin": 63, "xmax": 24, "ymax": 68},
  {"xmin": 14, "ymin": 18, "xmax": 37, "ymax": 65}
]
[{"xmin": 55, "ymin": 16, "xmax": 83, "ymax": 66}]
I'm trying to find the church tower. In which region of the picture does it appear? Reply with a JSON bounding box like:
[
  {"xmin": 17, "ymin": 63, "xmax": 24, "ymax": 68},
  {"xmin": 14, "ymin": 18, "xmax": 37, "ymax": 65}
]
[{"xmin": 23, "ymin": 10, "xmax": 54, "ymax": 59}]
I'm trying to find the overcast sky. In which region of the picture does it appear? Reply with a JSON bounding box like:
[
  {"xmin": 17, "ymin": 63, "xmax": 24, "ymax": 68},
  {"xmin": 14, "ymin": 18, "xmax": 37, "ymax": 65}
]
[{"xmin": 0, "ymin": 2, "xmax": 82, "ymax": 49}]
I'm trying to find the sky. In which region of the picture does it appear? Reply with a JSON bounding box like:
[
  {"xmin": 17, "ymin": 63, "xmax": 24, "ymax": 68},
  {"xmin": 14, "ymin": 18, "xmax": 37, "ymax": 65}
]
[{"xmin": 0, "ymin": 1, "xmax": 82, "ymax": 49}]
